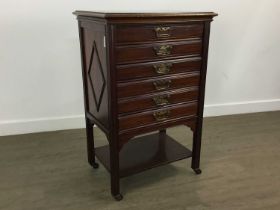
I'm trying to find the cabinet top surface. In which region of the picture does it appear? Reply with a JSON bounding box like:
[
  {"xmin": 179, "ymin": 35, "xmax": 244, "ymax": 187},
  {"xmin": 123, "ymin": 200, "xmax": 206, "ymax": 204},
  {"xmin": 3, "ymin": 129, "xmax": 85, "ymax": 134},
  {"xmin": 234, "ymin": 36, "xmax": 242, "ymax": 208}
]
[{"xmin": 73, "ymin": 11, "xmax": 218, "ymax": 19}]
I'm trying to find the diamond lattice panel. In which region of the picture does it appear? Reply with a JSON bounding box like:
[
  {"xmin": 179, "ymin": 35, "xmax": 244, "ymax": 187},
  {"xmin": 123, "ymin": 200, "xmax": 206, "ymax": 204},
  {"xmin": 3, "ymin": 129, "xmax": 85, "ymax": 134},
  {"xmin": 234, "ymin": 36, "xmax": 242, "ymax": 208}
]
[{"xmin": 87, "ymin": 41, "xmax": 106, "ymax": 112}]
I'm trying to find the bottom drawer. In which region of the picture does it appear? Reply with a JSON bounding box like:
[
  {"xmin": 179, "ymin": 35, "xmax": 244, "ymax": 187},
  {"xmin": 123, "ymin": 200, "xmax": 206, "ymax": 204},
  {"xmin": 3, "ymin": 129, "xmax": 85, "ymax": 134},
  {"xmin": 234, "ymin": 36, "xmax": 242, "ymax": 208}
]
[{"xmin": 118, "ymin": 102, "xmax": 197, "ymax": 131}]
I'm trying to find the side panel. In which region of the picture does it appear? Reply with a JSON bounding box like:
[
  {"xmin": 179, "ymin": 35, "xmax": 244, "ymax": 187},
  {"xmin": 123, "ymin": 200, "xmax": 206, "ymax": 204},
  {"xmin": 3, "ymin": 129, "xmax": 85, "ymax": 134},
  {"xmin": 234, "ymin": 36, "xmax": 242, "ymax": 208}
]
[{"xmin": 79, "ymin": 20, "xmax": 109, "ymax": 129}]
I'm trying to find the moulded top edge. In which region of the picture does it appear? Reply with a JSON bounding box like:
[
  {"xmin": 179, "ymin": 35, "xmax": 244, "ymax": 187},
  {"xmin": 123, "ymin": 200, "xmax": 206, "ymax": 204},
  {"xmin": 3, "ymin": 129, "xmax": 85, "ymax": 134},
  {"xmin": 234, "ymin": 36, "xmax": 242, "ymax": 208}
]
[{"xmin": 73, "ymin": 11, "xmax": 218, "ymax": 19}]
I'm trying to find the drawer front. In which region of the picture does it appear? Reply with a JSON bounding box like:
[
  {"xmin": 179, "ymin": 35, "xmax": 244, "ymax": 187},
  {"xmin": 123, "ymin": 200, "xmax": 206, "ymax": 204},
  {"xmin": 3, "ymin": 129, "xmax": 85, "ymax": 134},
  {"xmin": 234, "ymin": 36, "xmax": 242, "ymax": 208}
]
[
  {"xmin": 115, "ymin": 23, "xmax": 204, "ymax": 44},
  {"xmin": 117, "ymin": 57, "xmax": 201, "ymax": 81},
  {"xmin": 118, "ymin": 88, "xmax": 199, "ymax": 114},
  {"xmin": 116, "ymin": 40, "xmax": 202, "ymax": 64},
  {"xmin": 118, "ymin": 102, "xmax": 197, "ymax": 131},
  {"xmin": 117, "ymin": 73, "xmax": 200, "ymax": 98}
]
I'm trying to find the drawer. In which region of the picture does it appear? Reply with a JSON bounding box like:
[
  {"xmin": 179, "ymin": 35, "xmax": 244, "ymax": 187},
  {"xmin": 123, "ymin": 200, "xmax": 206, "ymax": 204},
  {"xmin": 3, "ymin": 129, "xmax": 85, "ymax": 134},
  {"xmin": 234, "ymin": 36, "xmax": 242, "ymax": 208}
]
[
  {"xmin": 115, "ymin": 23, "xmax": 204, "ymax": 44},
  {"xmin": 118, "ymin": 88, "xmax": 199, "ymax": 115},
  {"xmin": 117, "ymin": 73, "xmax": 200, "ymax": 98},
  {"xmin": 116, "ymin": 40, "xmax": 202, "ymax": 64},
  {"xmin": 117, "ymin": 57, "xmax": 201, "ymax": 81},
  {"xmin": 118, "ymin": 102, "xmax": 197, "ymax": 131}
]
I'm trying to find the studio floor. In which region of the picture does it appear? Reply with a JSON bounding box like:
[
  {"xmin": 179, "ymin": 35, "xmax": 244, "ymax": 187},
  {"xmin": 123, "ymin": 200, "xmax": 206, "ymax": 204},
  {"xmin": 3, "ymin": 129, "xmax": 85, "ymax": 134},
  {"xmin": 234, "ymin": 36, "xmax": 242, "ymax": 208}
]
[{"xmin": 0, "ymin": 111, "xmax": 280, "ymax": 210}]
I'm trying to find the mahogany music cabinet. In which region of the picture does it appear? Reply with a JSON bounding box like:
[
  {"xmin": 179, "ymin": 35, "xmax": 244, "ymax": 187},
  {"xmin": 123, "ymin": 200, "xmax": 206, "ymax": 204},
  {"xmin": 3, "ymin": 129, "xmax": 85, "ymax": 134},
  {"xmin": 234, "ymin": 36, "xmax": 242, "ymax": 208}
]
[{"xmin": 73, "ymin": 11, "xmax": 217, "ymax": 201}]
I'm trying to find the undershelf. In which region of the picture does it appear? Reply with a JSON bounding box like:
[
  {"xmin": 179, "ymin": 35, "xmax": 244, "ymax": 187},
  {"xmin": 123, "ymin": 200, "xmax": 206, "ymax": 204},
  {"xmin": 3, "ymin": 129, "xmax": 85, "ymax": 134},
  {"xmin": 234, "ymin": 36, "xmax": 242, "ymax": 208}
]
[{"xmin": 95, "ymin": 133, "xmax": 192, "ymax": 178}]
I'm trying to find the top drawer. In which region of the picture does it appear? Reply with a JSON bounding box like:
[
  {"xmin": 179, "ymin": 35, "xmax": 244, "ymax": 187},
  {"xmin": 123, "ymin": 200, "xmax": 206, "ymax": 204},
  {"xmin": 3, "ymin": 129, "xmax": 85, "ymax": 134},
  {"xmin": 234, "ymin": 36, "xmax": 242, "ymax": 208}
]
[{"xmin": 115, "ymin": 23, "xmax": 204, "ymax": 44}]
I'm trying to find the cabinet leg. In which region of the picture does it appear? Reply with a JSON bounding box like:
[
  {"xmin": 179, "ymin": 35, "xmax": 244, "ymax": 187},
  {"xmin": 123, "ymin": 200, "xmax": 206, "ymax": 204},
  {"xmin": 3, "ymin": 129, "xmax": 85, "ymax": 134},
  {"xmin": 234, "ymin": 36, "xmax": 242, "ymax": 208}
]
[
  {"xmin": 191, "ymin": 126, "xmax": 202, "ymax": 175},
  {"xmin": 109, "ymin": 137, "xmax": 123, "ymax": 201},
  {"xmin": 86, "ymin": 119, "xmax": 99, "ymax": 169}
]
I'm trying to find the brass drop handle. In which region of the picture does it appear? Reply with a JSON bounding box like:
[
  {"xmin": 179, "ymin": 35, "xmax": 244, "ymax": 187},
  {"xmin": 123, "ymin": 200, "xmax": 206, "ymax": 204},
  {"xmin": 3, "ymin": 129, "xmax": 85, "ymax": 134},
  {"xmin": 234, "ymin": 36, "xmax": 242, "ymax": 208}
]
[
  {"xmin": 153, "ymin": 110, "xmax": 170, "ymax": 121},
  {"xmin": 154, "ymin": 45, "xmax": 173, "ymax": 56},
  {"xmin": 154, "ymin": 27, "xmax": 171, "ymax": 38},
  {"xmin": 152, "ymin": 95, "xmax": 170, "ymax": 106},
  {"xmin": 153, "ymin": 80, "xmax": 172, "ymax": 91},
  {"xmin": 153, "ymin": 63, "xmax": 173, "ymax": 75}
]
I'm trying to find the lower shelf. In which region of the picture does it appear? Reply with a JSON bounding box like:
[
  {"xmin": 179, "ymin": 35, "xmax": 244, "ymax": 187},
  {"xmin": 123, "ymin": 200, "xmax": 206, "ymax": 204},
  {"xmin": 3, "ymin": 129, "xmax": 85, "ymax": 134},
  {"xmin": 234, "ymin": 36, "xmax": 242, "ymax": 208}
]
[{"xmin": 95, "ymin": 133, "xmax": 192, "ymax": 178}]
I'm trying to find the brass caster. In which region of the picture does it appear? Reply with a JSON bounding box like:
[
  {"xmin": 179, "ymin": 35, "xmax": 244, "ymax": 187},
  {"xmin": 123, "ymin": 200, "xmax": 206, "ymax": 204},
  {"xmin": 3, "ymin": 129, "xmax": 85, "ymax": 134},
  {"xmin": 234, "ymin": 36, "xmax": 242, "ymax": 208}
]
[
  {"xmin": 92, "ymin": 162, "xmax": 99, "ymax": 169},
  {"xmin": 193, "ymin": 168, "xmax": 202, "ymax": 175},
  {"xmin": 113, "ymin": 194, "xmax": 123, "ymax": 201}
]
